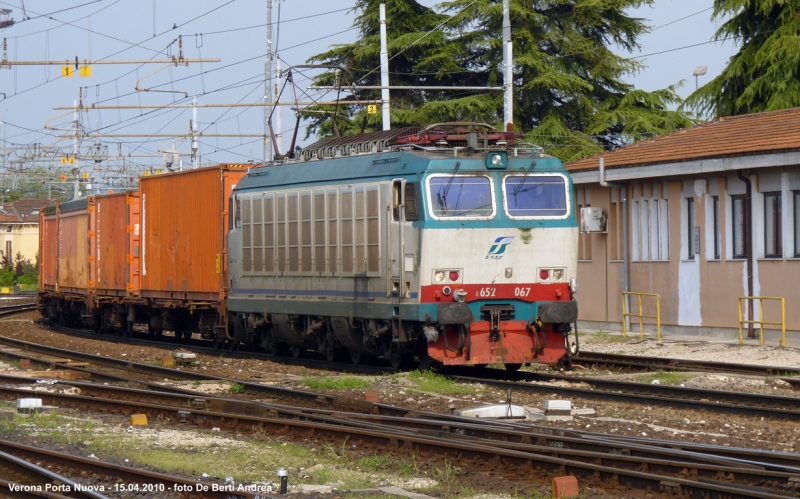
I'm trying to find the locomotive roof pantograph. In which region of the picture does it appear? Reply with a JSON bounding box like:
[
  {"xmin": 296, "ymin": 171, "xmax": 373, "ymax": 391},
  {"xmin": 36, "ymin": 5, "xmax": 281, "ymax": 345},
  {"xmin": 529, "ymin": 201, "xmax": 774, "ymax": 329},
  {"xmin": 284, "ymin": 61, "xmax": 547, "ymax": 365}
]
[{"xmin": 299, "ymin": 122, "xmax": 546, "ymax": 163}]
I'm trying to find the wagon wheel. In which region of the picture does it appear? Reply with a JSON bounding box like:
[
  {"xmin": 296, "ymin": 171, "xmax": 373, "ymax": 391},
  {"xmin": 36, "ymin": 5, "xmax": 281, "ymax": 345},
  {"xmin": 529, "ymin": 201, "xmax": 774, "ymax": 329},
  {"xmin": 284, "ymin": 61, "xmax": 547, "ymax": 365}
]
[
  {"xmin": 322, "ymin": 335, "xmax": 337, "ymax": 363},
  {"xmin": 261, "ymin": 331, "xmax": 279, "ymax": 356},
  {"xmin": 383, "ymin": 342, "xmax": 406, "ymax": 370},
  {"xmin": 213, "ymin": 336, "xmax": 226, "ymax": 350},
  {"xmin": 350, "ymin": 351, "xmax": 362, "ymax": 365},
  {"xmin": 504, "ymin": 363, "xmax": 522, "ymax": 372},
  {"xmin": 290, "ymin": 347, "xmax": 303, "ymax": 359}
]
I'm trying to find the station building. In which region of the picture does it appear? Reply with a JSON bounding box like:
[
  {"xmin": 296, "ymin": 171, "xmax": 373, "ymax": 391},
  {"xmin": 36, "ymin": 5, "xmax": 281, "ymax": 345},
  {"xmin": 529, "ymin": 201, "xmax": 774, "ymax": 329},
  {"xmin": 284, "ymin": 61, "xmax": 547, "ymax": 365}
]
[
  {"xmin": 0, "ymin": 198, "xmax": 54, "ymax": 264},
  {"xmin": 566, "ymin": 107, "xmax": 800, "ymax": 338}
]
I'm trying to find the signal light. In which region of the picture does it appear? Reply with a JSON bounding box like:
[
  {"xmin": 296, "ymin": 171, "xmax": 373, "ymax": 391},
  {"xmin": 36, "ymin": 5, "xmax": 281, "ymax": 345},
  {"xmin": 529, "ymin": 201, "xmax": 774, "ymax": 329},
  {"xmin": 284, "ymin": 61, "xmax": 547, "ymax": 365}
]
[
  {"xmin": 449, "ymin": 271, "xmax": 459, "ymax": 282},
  {"xmin": 539, "ymin": 269, "xmax": 550, "ymax": 280}
]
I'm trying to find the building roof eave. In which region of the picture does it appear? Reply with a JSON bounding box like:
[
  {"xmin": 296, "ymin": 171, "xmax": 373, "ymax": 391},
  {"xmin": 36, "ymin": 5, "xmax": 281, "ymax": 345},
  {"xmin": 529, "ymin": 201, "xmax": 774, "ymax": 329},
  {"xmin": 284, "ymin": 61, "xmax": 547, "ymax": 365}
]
[{"xmin": 570, "ymin": 150, "xmax": 800, "ymax": 185}]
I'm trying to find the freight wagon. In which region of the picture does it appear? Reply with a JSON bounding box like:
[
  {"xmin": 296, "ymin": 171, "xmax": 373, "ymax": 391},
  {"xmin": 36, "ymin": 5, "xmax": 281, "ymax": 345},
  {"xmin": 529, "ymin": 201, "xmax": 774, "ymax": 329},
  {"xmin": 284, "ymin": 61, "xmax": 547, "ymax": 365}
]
[{"xmin": 37, "ymin": 165, "xmax": 249, "ymax": 341}]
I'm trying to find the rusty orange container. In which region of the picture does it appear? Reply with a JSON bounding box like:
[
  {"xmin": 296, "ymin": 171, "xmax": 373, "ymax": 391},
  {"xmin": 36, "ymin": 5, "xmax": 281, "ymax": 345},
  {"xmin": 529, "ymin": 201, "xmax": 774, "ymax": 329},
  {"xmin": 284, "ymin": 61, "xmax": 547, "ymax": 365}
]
[
  {"xmin": 54, "ymin": 197, "xmax": 91, "ymax": 295},
  {"xmin": 139, "ymin": 164, "xmax": 248, "ymax": 301},
  {"xmin": 93, "ymin": 191, "xmax": 141, "ymax": 297},
  {"xmin": 39, "ymin": 205, "xmax": 60, "ymax": 292}
]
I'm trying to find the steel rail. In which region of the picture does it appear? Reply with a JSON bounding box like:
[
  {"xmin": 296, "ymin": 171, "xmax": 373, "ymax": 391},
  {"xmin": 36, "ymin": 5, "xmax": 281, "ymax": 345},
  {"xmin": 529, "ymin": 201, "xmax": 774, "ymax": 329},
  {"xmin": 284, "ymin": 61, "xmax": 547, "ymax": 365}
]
[
  {"xmin": 0, "ymin": 449, "xmax": 110, "ymax": 499},
  {"xmin": 0, "ymin": 303, "xmax": 36, "ymax": 317},
  {"xmin": 0, "ymin": 440, "xmax": 261, "ymax": 499},
  {"xmin": 0, "ymin": 388, "xmax": 795, "ymax": 497},
  {"xmin": 0, "ymin": 335, "xmax": 339, "ymax": 406},
  {"xmin": 574, "ymin": 351, "xmax": 800, "ymax": 376}
]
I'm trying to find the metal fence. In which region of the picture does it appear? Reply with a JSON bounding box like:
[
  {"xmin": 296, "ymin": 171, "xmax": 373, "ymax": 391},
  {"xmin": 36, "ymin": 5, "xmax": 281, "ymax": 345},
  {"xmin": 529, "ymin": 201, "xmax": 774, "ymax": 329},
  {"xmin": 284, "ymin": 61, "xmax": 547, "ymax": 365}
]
[{"xmin": 622, "ymin": 291, "xmax": 661, "ymax": 340}]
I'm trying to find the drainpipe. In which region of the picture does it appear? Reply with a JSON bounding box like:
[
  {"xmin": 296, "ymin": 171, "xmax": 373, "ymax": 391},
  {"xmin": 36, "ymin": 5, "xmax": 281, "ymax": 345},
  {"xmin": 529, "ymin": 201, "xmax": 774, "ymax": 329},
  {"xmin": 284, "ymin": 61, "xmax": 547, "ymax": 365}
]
[
  {"xmin": 599, "ymin": 156, "xmax": 630, "ymax": 332},
  {"xmin": 737, "ymin": 170, "xmax": 755, "ymax": 338}
]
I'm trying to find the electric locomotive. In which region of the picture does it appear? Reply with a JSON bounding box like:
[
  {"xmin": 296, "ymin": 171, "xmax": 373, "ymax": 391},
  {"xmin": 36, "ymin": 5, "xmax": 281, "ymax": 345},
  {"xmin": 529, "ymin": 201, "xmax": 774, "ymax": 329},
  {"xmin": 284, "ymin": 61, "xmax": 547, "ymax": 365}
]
[{"xmin": 226, "ymin": 123, "xmax": 579, "ymax": 369}]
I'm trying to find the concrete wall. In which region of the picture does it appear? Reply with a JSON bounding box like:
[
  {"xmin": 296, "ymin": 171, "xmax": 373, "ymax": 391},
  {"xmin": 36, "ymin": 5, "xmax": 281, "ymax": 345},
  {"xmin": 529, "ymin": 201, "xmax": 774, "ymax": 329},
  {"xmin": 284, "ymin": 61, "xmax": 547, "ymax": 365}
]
[{"xmin": 576, "ymin": 168, "xmax": 799, "ymax": 336}]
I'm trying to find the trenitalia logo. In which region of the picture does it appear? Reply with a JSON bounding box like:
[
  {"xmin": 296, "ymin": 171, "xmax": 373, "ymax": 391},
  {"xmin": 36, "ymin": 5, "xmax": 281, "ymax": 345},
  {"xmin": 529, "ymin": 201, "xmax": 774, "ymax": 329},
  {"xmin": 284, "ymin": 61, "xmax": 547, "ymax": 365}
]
[{"xmin": 486, "ymin": 236, "xmax": 514, "ymax": 259}]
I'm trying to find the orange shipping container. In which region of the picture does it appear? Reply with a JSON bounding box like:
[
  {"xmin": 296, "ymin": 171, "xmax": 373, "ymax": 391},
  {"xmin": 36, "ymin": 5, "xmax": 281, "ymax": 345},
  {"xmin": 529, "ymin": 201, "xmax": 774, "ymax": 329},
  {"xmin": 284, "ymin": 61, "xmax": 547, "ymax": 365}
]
[
  {"xmin": 55, "ymin": 198, "xmax": 90, "ymax": 295},
  {"xmin": 94, "ymin": 192, "xmax": 141, "ymax": 296},
  {"xmin": 139, "ymin": 165, "xmax": 247, "ymax": 302},
  {"xmin": 39, "ymin": 206, "xmax": 60, "ymax": 292}
]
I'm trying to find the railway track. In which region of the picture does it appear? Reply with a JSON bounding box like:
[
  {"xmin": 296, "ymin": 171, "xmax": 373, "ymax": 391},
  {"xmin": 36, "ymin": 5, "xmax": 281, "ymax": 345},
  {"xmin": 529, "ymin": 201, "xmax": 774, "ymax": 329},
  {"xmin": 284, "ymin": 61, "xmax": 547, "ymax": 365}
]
[
  {"xmin": 0, "ymin": 439, "xmax": 261, "ymax": 499},
  {"xmin": 0, "ymin": 302, "xmax": 36, "ymax": 318},
  {"xmin": 573, "ymin": 351, "xmax": 800, "ymax": 377},
  {"xmin": 442, "ymin": 366, "xmax": 800, "ymax": 420},
  {"xmin": 0, "ymin": 374, "xmax": 798, "ymax": 498},
  {"xmin": 6, "ymin": 328, "xmax": 800, "ymax": 420}
]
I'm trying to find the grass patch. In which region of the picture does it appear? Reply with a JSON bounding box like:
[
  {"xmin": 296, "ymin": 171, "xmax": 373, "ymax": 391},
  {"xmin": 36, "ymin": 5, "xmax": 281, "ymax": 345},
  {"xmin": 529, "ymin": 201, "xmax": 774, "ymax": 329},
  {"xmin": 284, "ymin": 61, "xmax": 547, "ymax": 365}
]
[
  {"xmin": 300, "ymin": 376, "xmax": 373, "ymax": 390},
  {"xmin": 229, "ymin": 383, "xmax": 245, "ymax": 394},
  {"xmin": 407, "ymin": 370, "xmax": 474, "ymax": 395},
  {"xmin": 589, "ymin": 330, "xmax": 631, "ymax": 343},
  {"xmin": 637, "ymin": 371, "xmax": 694, "ymax": 385}
]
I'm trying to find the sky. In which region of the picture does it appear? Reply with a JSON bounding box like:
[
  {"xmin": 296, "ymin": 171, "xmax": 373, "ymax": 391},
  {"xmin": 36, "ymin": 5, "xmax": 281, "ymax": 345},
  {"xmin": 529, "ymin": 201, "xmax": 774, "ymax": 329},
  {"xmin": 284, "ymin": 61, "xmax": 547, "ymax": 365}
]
[{"xmin": 0, "ymin": 0, "xmax": 737, "ymax": 190}]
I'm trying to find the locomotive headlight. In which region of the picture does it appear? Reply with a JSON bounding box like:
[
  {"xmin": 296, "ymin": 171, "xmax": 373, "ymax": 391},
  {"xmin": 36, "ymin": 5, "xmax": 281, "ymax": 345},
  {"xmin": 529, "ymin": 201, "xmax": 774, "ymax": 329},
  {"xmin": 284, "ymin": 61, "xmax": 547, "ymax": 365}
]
[
  {"xmin": 485, "ymin": 151, "xmax": 508, "ymax": 169},
  {"xmin": 434, "ymin": 271, "xmax": 445, "ymax": 283},
  {"xmin": 552, "ymin": 269, "xmax": 564, "ymax": 281}
]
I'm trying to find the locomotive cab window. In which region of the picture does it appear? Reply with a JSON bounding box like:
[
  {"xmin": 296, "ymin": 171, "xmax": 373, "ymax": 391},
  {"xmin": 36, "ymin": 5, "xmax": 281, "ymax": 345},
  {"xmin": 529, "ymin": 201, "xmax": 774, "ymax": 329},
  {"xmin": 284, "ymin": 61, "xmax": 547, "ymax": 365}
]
[
  {"xmin": 426, "ymin": 175, "xmax": 495, "ymax": 219},
  {"xmin": 503, "ymin": 174, "xmax": 569, "ymax": 219}
]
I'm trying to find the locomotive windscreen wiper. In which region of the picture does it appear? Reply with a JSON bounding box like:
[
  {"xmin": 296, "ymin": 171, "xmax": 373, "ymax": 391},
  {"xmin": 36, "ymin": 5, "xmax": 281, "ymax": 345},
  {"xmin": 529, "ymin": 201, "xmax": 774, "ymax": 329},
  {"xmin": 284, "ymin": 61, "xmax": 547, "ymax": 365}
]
[
  {"xmin": 512, "ymin": 161, "xmax": 537, "ymax": 198},
  {"xmin": 438, "ymin": 161, "xmax": 462, "ymax": 212}
]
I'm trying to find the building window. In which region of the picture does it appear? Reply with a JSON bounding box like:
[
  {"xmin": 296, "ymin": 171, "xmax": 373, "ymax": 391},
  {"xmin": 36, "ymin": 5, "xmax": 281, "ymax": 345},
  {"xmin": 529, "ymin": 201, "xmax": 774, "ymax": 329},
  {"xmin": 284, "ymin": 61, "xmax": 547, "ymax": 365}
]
[
  {"xmin": 712, "ymin": 196, "xmax": 720, "ymax": 260},
  {"xmin": 732, "ymin": 195, "xmax": 746, "ymax": 259},
  {"xmin": 764, "ymin": 192, "xmax": 782, "ymax": 258},
  {"xmin": 795, "ymin": 192, "xmax": 800, "ymax": 258},
  {"xmin": 632, "ymin": 183, "xmax": 668, "ymax": 261},
  {"xmin": 686, "ymin": 197, "xmax": 695, "ymax": 259}
]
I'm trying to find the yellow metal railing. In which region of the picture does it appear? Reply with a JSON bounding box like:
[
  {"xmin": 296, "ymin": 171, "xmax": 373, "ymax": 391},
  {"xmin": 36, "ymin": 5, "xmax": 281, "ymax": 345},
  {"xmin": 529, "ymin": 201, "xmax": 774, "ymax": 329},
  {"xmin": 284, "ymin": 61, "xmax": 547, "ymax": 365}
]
[
  {"xmin": 622, "ymin": 292, "xmax": 661, "ymax": 340},
  {"xmin": 738, "ymin": 296, "xmax": 785, "ymax": 346}
]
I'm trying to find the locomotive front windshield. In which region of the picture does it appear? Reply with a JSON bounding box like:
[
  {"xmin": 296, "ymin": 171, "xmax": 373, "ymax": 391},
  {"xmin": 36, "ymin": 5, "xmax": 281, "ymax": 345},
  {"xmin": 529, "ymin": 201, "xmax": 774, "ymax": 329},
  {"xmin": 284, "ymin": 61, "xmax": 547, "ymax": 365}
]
[
  {"xmin": 428, "ymin": 175, "xmax": 494, "ymax": 219},
  {"xmin": 503, "ymin": 174, "xmax": 569, "ymax": 218}
]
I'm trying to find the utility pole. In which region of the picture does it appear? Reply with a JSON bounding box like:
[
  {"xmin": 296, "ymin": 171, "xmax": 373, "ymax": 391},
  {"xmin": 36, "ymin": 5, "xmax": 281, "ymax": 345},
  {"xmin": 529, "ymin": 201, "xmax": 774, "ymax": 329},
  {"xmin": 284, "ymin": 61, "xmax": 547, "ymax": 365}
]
[
  {"xmin": 275, "ymin": 57, "xmax": 283, "ymax": 155},
  {"xmin": 379, "ymin": 3, "xmax": 390, "ymax": 131},
  {"xmin": 192, "ymin": 95, "xmax": 199, "ymax": 169},
  {"xmin": 502, "ymin": 0, "xmax": 513, "ymax": 131},
  {"xmin": 73, "ymin": 99, "xmax": 80, "ymax": 199},
  {"xmin": 264, "ymin": 0, "xmax": 273, "ymax": 162}
]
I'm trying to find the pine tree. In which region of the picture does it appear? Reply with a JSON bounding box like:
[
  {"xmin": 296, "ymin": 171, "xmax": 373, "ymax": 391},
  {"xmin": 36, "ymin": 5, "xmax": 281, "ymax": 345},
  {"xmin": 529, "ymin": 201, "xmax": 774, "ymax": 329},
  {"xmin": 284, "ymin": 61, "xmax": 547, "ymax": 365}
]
[
  {"xmin": 685, "ymin": 0, "xmax": 800, "ymax": 117},
  {"xmin": 305, "ymin": 0, "xmax": 694, "ymax": 161}
]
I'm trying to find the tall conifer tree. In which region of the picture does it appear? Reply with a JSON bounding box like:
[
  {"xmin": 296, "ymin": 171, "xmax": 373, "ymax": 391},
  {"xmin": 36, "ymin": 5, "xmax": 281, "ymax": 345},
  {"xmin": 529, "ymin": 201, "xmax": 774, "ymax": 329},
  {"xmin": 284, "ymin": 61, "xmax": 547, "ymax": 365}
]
[
  {"xmin": 305, "ymin": 0, "xmax": 694, "ymax": 161},
  {"xmin": 685, "ymin": 0, "xmax": 800, "ymax": 117}
]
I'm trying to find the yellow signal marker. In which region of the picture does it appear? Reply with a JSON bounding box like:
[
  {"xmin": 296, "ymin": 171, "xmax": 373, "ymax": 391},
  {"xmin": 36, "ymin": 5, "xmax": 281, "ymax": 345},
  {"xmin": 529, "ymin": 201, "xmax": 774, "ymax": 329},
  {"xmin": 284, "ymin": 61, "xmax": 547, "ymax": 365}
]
[
  {"xmin": 79, "ymin": 65, "xmax": 92, "ymax": 77},
  {"xmin": 62, "ymin": 66, "xmax": 74, "ymax": 77},
  {"xmin": 60, "ymin": 157, "xmax": 67, "ymax": 164},
  {"xmin": 367, "ymin": 104, "xmax": 377, "ymax": 115},
  {"xmin": 143, "ymin": 171, "xmax": 151, "ymax": 176},
  {"xmin": 68, "ymin": 157, "xmax": 76, "ymax": 164},
  {"xmin": 81, "ymin": 172, "xmax": 89, "ymax": 179}
]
